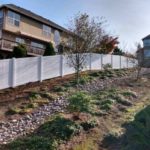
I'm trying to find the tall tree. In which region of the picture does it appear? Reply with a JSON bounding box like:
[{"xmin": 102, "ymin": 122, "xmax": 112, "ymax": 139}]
[{"xmin": 65, "ymin": 13, "xmax": 106, "ymax": 84}]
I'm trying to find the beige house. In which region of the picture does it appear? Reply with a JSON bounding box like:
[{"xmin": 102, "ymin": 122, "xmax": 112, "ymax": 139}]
[{"xmin": 0, "ymin": 4, "xmax": 69, "ymax": 59}]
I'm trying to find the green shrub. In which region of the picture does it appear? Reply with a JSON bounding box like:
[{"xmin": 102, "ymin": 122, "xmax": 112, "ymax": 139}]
[
  {"xmin": 81, "ymin": 118, "xmax": 98, "ymax": 131},
  {"xmin": 116, "ymin": 95, "xmax": 132, "ymax": 106},
  {"xmin": 53, "ymin": 86, "xmax": 67, "ymax": 92},
  {"xmin": 6, "ymin": 107, "xmax": 21, "ymax": 115},
  {"xmin": 100, "ymin": 103, "xmax": 112, "ymax": 111},
  {"xmin": 78, "ymin": 76, "xmax": 91, "ymax": 85},
  {"xmin": 90, "ymin": 72, "xmax": 100, "ymax": 77},
  {"xmin": 122, "ymin": 91, "xmax": 137, "ymax": 98},
  {"xmin": 26, "ymin": 103, "xmax": 38, "ymax": 108},
  {"xmin": 8, "ymin": 136, "xmax": 57, "ymax": 150},
  {"xmin": 29, "ymin": 92, "xmax": 41, "ymax": 101},
  {"xmin": 102, "ymin": 63, "xmax": 112, "ymax": 70},
  {"xmin": 100, "ymin": 99, "xmax": 115, "ymax": 105},
  {"xmin": 44, "ymin": 42, "xmax": 56, "ymax": 56},
  {"xmin": 37, "ymin": 116, "xmax": 82, "ymax": 141},
  {"xmin": 13, "ymin": 44, "xmax": 27, "ymax": 58},
  {"xmin": 68, "ymin": 92, "xmax": 92, "ymax": 113}
]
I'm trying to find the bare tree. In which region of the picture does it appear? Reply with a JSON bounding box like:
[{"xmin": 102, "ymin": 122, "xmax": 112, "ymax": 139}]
[{"xmin": 64, "ymin": 13, "xmax": 106, "ymax": 84}]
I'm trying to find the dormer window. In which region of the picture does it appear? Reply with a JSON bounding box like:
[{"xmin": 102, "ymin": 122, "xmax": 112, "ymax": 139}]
[
  {"xmin": 7, "ymin": 10, "xmax": 20, "ymax": 27},
  {"xmin": 43, "ymin": 25, "xmax": 51, "ymax": 37}
]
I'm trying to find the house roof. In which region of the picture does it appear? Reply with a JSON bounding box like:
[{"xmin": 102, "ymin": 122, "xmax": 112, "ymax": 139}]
[
  {"xmin": 142, "ymin": 35, "xmax": 150, "ymax": 40},
  {"xmin": 0, "ymin": 4, "xmax": 69, "ymax": 33}
]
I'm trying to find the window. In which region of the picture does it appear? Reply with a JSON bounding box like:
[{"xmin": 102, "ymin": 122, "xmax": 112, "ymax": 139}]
[
  {"xmin": 7, "ymin": 11, "xmax": 20, "ymax": 27},
  {"xmin": 16, "ymin": 37, "xmax": 25, "ymax": 44},
  {"xmin": 54, "ymin": 30, "xmax": 61, "ymax": 45},
  {"xmin": 143, "ymin": 39, "xmax": 150, "ymax": 47},
  {"xmin": 144, "ymin": 50, "xmax": 150, "ymax": 58},
  {"xmin": 0, "ymin": 10, "xmax": 3, "ymax": 25},
  {"xmin": 43, "ymin": 25, "xmax": 51, "ymax": 37},
  {"xmin": 31, "ymin": 42, "xmax": 45, "ymax": 49}
]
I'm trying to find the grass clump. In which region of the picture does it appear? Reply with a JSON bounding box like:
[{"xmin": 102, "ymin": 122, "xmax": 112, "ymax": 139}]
[
  {"xmin": 80, "ymin": 118, "xmax": 98, "ymax": 131},
  {"xmin": 29, "ymin": 92, "xmax": 41, "ymax": 101},
  {"xmin": 122, "ymin": 106, "xmax": 150, "ymax": 150},
  {"xmin": 7, "ymin": 136, "xmax": 57, "ymax": 150},
  {"xmin": 37, "ymin": 115, "xmax": 82, "ymax": 141},
  {"xmin": 7, "ymin": 115, "xmax": 82, "ymax": 150},
  {"xmin": 53, "ymin": 86, "xmax": 67, "ymax": 92},
  {"xmin": 68, "ymin": 91, "xmax": 92, "ymax": 113}
]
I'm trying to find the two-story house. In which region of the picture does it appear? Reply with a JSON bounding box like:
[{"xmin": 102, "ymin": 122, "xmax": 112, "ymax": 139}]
[
  {"xmin": 0, "ymin": 4, "xmax": 69, "ymax": 59},
  {"xmin": 139, "ymin": 35, "xmax": 150, "ymax": 67}
]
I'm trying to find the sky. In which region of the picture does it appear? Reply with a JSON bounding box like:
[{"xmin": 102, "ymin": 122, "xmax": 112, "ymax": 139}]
[{"xmin": 0, "ymin": 0, "xmax": 150, "ymax": 53}]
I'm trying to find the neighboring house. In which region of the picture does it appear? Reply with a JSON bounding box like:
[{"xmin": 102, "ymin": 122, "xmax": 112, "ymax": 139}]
[
  {"xmin": 0, "ymin": 4, "xmax": 69, "ymax": 59},
  {"xmin": 139, "ymin": 35, "xmax": 150, "ymax": 67}
]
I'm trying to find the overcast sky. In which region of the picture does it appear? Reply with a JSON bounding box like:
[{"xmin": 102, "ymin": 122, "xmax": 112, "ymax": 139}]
[{"xmin": 0, "ymin": 0, "xmax": 150, "ymax": 53}]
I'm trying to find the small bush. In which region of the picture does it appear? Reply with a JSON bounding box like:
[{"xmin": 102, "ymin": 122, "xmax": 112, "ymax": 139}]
[
  {"xmin": 79, "ymin": 76, "xmax": 92, "ymax": 85},
  {"xmin": 37, "ymin": 115, "xmax": 82, "ymax": 141},
  {"xmin": 102, "ymin": 63, "xmax": 112, "ymax": 70},
  {"xmin": 6, "ymin": 107, "xmax": 22, "ymax": 115},
  {"xmin": 13, "ymin": 44, "xmax": 27, "ymax": 58},
  {"xmin": 116, "ymin": 95, "xmax": 132, "ymax": 106},
  {"xmin": 100, "ymin": 103, "xmax": 112, "ymax": 111},
  {"xmin": 53, "ymin": 86, "xmax": 67, "ymax": 92},
  {"xmin": 81, "ymin": 118, "xmax": 98, "ymax": 131},
  {"xmin": 29, "ymin": 92, "xmax": 41, "ymax": 101},
  {"xmin": 100, "ymin": 99, "xmax": 115, "ymax": 105},
  {"xmin": 8, "ymin": 136, "xmax": 57, "ymax": 150},
  {"xmin": 68, "ymin": 92, "xmax": 92, "ymax": 113},
  {"xmin": 41, "ymin": 92, "xmax": 59, "ymax": 100},
  {"xmin": 122, "ymin": 91, "xmax": 137, "ymax": 98},
  {"xmin": 90, "ymin": 72, "xmax": 100, "ymax": 77},
  {"xmin": 44, "ymin": 42, "xmax": 56, "ymax": 56}
]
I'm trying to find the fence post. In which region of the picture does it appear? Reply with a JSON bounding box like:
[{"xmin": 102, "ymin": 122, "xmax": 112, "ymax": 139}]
[
  {"xmin": 120, "ymin": 55, "xmax": 122, "ymax": 69},
  {"xmin": 127, "ymin": 57, "xmax": 129, "ymax": 68},
  {"xmin": 60, "ymin": 55, "xmax": 63, "ymax": 77},
  {"xmin": 39, "ymin": 56, "xmax": 43, "ymax": 82},
  {"xmin": 89, "ymin": 53, "xmax": 92, "ymax": 70},
  {"xmin": 111, "ymin": 55, "xmax": 113, "ymax": 68},
  {"xmin": 101, "ymin": 54, "xmax": 103, "ymax": 69},
  {"xmin": 11, "ymin": 57, "xmax": 16, "ymax": 88}
]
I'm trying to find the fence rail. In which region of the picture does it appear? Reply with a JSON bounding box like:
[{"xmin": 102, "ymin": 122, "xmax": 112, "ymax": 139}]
[{"xmin": 0, "ymin": 53, "xmax": 136, "ymax": 90}]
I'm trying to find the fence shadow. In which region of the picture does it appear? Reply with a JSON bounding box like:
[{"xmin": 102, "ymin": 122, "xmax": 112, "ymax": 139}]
[{"xmin": 101, "ymin": 105, "xmax": 150, "ymax": 150}]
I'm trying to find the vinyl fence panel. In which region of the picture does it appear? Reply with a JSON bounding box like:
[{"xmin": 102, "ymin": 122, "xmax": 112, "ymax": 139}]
[{"xmin": 0, "ymin": 53, "xmax": 137, "ymax": 90}]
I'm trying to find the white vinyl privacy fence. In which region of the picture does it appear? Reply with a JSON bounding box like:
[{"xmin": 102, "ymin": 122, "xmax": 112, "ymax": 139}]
[{"xmin": 0, "ymin": 53, "xmax": 136, "ymax": 90}]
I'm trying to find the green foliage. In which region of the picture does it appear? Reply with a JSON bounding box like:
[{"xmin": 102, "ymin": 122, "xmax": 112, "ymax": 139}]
[
  {"xmin": 44, "ymin": 42, "xmax": 56, "ymax": 56},
  {"xmin": 7, "ymin": 115, "xmax": 82, "ymax": 150},
  {"xmin": 115, "ymin": 95, "xmax": 132, "ymax": 106},
  {"xmin": 80, "ymin": 118, "xmax": 98, "ymax": 131},
  {"xmin": 100, "ymin": 103, "xmax": 112, "ymax": 111},
  {"xmin": 113, "ymin": 47, "xmax": 125, "ymax": 55},
  {"xmin": 94, "ymin": 88, "xmax": 136, "ymax": 112},
  {"xmin": 53, "ymin": 86, "xmax": 67, "ymax": 92},
  {"xmin": 8, "ymin": 136, "xmax": 57, "ymax": 150},
  {"xmin": 123, "ymin": 106, "xmax": 150, "ymax": 150},
  {"xmin": 37, "ymin": 115, "xmax": 82, "ymax": 141},
  {"xmin": 122, "ymin": 91, "xmax": 137, "ymax": 98},
  {"xmin": 29, "ymin": 92, "xmax": 41, "ymax": 101},
  {"xmin": 68, "ymin": 91, "xmax": 92, "ymax": 113},
  {"xmin": 13, "ymin": 44, "xmax": 27, "ymax": 58},
  {"xmin": 102, "ymin": 63, "xmax": 112, "ymax": 70}
]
